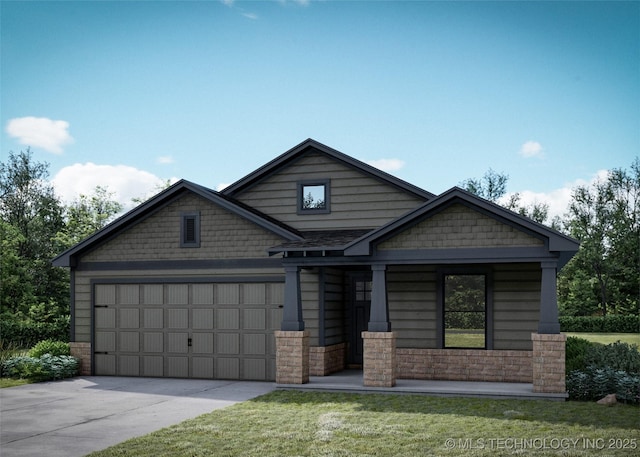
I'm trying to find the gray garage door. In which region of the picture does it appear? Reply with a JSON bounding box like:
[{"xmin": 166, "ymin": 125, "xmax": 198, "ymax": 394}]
[{"xmin": 93, "ymin": 282, "xmax": 283, "ymax": 381}]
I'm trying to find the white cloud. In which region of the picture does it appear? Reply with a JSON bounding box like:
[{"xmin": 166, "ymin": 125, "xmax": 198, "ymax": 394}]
[
  {"xmin": 6, "ymin": 116, "xmax": 74, "ymax": 154},
  {"xmin": 242, "ymin": 12, "xmax": 258, "ymax": 20},
  {"xmin": 157, "ymin": 155, "xmax": 174, "ymax": 164},
  {"xmin": 51, "ymin": 163, "xmax": 171, "ymax": 211},
  {"xmin": 365, "ymin": 158, "xmax": 405, "ymax": 172},
  {"xmin": 519, "ymin": 141, "xmax": 544, "ymax": 158},
  {"xmin": 499, "ymin": 169, "xmax": 609, "ymax": 222},
  {"xmin": 216, "ymin": 182, "xmax": 231, "ymax": 191}
]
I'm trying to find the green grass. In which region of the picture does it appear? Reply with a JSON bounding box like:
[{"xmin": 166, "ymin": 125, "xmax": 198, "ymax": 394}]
[
  {"xmin": 87, "ymin": 391, "xmax": 639, "ymax": 457},
  {"xmin": 0, "ymin": 377, "xmax": 31, "ymax": 388},
  {"xmin": 565, "ymin": 332, "xmax": 640, "ymax": 346}
]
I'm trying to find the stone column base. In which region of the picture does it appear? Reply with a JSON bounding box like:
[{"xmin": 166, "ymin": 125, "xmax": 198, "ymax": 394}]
[
  {"xmin": 532, "ymin": 333, "xmax": 566, "ymax": 393},
  {"xmin": 362, "ymin": 331, "xmax": 396, "ymax": 387},
  {"xmin": 69, "ymin": 342, "xmax": 91, "ymax": 376},
  {"xmin": 275, "ymin": 330, "xmax": 310, "ymax": 384}
]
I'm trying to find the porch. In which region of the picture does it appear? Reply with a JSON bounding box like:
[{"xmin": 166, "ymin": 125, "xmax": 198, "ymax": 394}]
[{"xmin": 276, "ymin": 370, "xmax": 568, "ymax": 401}]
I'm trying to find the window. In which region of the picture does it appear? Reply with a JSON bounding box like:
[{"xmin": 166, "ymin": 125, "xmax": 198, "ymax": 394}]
[
  {"xmin": 298, "ymin": 180, "xmax": 330, "ymax": 214},
  {"xmin": 181, "ymin": 212, "xmax": 200, "ymax": 247},
  {"xmin": 443, "ymin": 274, "xmax": 486, "ymax": 349}
]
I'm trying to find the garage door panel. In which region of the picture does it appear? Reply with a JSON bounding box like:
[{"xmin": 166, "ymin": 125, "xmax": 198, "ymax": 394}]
[
  {"xmin": 144, "ymin": 308, "xmax": 163, "ymax": 328},
  {"xmin": 192, "ymin": 309, "xmax": 214, "ymax": 330},
  {"xmin": 216, "ymin": 309, "xmax": 239, "ymax": 329},
  {"xmin": 192, "ymin": 357, "xmax": 214, "ymax": 378},
  {"xmin": 143, "ymin": 356, "xmax": 164, "ymax": 377},
  {"xmin": 95, "ymin": 331, "xmax": 116, "ymax": 352},
  {"xmin": 120, "ymin": 332, "xmax": 140, "ymax": 352},
  {"xmin": 143, "ymin": 332, "xmax": 164, "ymax": 352},
  {"xmin": 217, "ymin": 358, "xmax": 239, "ymax": 379},
  {"xmin": 168, "ymin": 308, "xmax": 188, "ymax": 328},
  {"xmin": 94, "ymin": 281, "xmax": 279, "ymax": 381},
  {"xmin": 167, "ymin": 356, "xmax": 188, "ymax": 377},
  {"xmin": 120, "ymin": 308, "xmax": 140, "ymax": 329},
  {"xmin": 167, "ymin": 332, "xmax": 189, "ymax": 353},
  {"xmin": 244, "ymin": 334, "xmax": 266, "ymax": 355},
  {"xmin": 244, "ymin": 309, "xmax": 266, "ymax": 330},
  {"xmin": 119, "ymin": 355, "xmax": 140, "ymax": 376}
]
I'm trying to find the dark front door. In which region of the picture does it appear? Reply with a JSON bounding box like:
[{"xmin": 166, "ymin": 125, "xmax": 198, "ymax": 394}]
[{"xmin": 349, "ymin": 276, "xmax": 371, "ymax": 366}]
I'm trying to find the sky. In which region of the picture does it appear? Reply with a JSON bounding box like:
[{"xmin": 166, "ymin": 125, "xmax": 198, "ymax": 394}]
[{"xmin": 2, "ymin": 0, "xmax": 639, "ymax": 220}]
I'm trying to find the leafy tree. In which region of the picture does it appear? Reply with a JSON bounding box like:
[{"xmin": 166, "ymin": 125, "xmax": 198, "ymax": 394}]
[
  {"xmin": 460, "ymin": 169, "xmax": 551, "ymax": 225},
  {"xmin": 0, "ymin": 149, "xmax": 68, "ymax": 321},
  {"xmin": 560, "ymin": 158, "xmax": 639, "ymax": 316}
]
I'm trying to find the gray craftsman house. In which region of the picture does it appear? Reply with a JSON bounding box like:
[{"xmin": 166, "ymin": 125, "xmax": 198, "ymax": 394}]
[{"xmin": 54, "ymin": 139, "xmax": 579, "ymax": 393}]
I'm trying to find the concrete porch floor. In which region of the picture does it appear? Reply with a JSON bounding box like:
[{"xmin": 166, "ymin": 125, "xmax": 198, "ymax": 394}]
[{"xmin": 276, "ymin": 370, "xmax": 568, "ymax": 401}]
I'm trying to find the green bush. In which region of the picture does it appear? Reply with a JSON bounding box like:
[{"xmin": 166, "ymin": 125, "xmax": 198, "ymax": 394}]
[
  {"xmin": 566, "ymin": 339, "xmax": 640, "ymax": 404},
  {"xmin": 565, "ymin": 336, "xmax": 596, "ymax": 373},
  {"xmin": 28, "ymin": 340, "xmax": 70, "ymax": 358},
  {"xmin": 0, "ymin": 316, "xmax": 70, "ymax": 348},
  {"xmin": 559, "ymin": 315, "xmax": 640, "ymax": 333},
  {"xmin": 1, "ymin": 354, "xmax": 78, "ymax": 382}
]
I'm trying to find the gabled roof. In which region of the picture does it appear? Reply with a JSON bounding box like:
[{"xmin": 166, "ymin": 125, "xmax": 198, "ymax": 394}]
[
  {"xmin": 345, "ymin": 186, "xmax": 580, "ymax": 267},
  {"xmin": 222, "ymin": 138, "xmax": 435, "ymax": 200},
  {"xmin": 53, "ymin": 179, "xmax": 303, "ymax": 267}
]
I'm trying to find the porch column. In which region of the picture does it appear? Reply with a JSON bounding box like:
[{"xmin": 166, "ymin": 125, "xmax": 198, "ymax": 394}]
[
  {"xmin": 368, "ymin": 264, "xmax": 391, "ymax": 332},
  {"xmin": 281, "ymin": 265, "xmax": 304, "ymax": 331},
  {"xmin": 538, "ymin": 261, "xmax": 560, "ymax": 334}
]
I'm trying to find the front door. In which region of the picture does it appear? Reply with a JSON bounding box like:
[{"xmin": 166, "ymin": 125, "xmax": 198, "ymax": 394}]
[{"xmin": 349, "ymin": 275, "xmax": 371, "ymax": 366}]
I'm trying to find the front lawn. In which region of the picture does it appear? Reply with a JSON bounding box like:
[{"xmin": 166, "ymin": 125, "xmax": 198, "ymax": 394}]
[
  {"xmin": 88, "ymin": 390, "xmax": 639, "ymax": 457},
  {"xmin": 565, "ymin": 332, "xmax": 640, "ymax": 346}
]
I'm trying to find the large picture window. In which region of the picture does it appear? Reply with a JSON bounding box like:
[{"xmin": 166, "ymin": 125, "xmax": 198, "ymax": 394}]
[{"xmin": 443, "ymin": 274, "xmax": 486, "ymax": 348}]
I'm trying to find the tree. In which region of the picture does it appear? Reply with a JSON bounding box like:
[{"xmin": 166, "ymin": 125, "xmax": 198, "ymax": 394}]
[
  {"xmin": 460, "ymin": 169, "xmax": 551, "ymax": 225},
  {"xmin": 55, "ymin": 186, "xmax": 123, "ymax": 249},
  {"xmin": 560, "ymin": 158, "xmax": 640, "ymax": 316},
  {"xmin": 0, "ymin": 149, "xmax": 68, "ymax": 321}
]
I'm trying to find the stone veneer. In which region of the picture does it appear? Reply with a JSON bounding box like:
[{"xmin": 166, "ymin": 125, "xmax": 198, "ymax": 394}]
[
  {"xmin": 396, "ymin": 348, "xmax": 532, "ymax": 382},
  {"xmin": 362, "ymin": 332, "xmax": 396, "ymax": 387},
  {"xmin": 309, "ymin": 343, "xmax": 346, "ymax": 376},
  {"xmin": 69, "ymin": 342, "xmax": 92, "ymax": 376},
  {"xmin": 275, "ymin": 330, "xmax": 310, "ymax": 384},
  {"xmin": 532, "ymin": 333, "xmax": 566, "ymax": 393}
]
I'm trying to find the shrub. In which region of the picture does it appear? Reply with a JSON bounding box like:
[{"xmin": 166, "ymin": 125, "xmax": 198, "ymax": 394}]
[
  {"xmin": 565, "ymin": 336, "xmax": 595, "ymax": 373},
  {"xmin": 1, "ymin": 354, "xmax": 78, "ymax": 382},
  {"xmin": 28, "ymin": 340, "xmax": 70, "ymax": 358},
  {"xmin": 0, "ymin": 316, "xmax": 70, "ymax": 348},
  {"xmin": 559, "ymin": 315, "xmax": 640, "ymax": 333},
  {"xmin": 584, "ymin": 340, "xmax": 640, "ymax": 374}
]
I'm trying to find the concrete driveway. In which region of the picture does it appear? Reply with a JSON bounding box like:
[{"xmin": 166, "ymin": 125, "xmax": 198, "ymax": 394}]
[{"xmin": 0, "ymin": 376, "xmax": 275, "ymax": 457}]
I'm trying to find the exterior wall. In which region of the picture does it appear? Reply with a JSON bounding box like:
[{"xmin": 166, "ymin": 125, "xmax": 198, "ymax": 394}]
[
  {"xmin": 386, "ymin": 263, "xmax": 541, "ymax": 351},
  {"xmin": 309, "ymin": 343, "xmax": 346, "ymax": 376},
  {"xmin": 379, "ymin": 203, "xmax": 545, "ymax": 250},
  {"xmin": 396, "ymin": 349, "xmax": 532, "ymax": 382},
  {"xmin": 234, "ymin": 151, "xmax": 425, "ymax": 231},
  {"xmin": 323, "ymin": 268, "xmax": 345, "ymax": 346},
  {"xmin": 71, "ymin": 267, "xmax": 284, "ymax": 343},
  {"xmin": 83, "ymin": 193, "xmax": 286, "ymax": 262}
]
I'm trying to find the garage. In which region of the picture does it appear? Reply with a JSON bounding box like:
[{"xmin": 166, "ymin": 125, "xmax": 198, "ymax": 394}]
[{"xmin": 93, "ymin": 281, "xmax": 283, "ymax": 381}]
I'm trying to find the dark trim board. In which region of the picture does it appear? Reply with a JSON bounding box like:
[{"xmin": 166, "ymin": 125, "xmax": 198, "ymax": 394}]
[{"xmin": 76, "ymin": 258, "xmax": 285, "ymax": 271}]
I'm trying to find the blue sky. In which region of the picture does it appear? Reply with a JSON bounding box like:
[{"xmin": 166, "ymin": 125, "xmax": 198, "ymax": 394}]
[{"xmin": 2, "ymin": 1, "xmax": 638, "ymax": 219}]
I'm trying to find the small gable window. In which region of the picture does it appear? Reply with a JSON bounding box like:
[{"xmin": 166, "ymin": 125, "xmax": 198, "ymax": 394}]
[
  {"xmin": 181, "ymin": 212, "xmax": 200, "ymax": 247},
  {"xmin": 298, "ymin": 180, "xmax": 330, "ymax": 214}
]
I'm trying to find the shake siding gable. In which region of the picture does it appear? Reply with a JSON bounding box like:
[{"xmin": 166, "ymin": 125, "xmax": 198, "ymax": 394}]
[
  {"xmin": 234, "ymin": 151, "xmax": 425, "ymax": 231},
  {"xmin": 82, "ymin": 193, "xmax": 286, "ymax": 262},
  {"xmin": 378, "ymin": 203, "xmax": 544, "ymax": 250}
]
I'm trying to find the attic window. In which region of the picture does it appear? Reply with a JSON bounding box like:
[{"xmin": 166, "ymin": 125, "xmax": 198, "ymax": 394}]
[
  {"xmin": 181, "ymin": 212, "xmax": 200, "ymax": 247},
  {"xmin": 298, "ymin": 180, "xmax": 330, "ymax": 214}
]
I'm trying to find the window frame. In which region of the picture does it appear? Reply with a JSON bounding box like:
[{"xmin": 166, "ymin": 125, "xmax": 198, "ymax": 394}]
[
  {"xmin": 436, "ymin": 267, "xmax": 493, "ymax": 350},
  {"xmin": 297, "ymin": 179, "xmax": 331, "ymax": 214},
  {"xmin": 180, "ymin": 211, "xmax": 201, "ymax": 248}
]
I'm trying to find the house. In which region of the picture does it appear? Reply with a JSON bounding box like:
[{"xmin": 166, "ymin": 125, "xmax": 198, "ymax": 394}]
[{"xmin": 53, "ymin": 139, "xmax": 579, "ymax": 394}]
